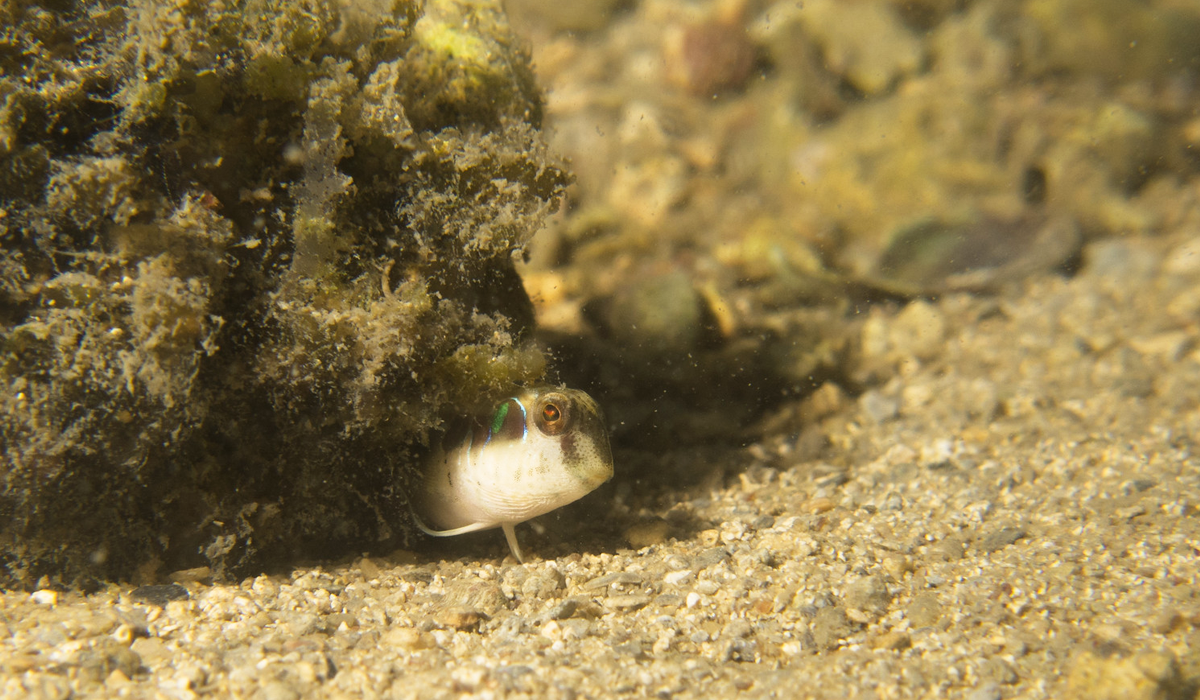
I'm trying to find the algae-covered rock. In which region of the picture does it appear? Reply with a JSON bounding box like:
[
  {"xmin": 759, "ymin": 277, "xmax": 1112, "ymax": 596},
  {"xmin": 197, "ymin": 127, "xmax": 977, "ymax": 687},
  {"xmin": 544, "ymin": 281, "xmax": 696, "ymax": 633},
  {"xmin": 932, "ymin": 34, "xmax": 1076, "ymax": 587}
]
[{"xmin": 0, "ymin": 0, "xmax": 569, "ymax": 588}]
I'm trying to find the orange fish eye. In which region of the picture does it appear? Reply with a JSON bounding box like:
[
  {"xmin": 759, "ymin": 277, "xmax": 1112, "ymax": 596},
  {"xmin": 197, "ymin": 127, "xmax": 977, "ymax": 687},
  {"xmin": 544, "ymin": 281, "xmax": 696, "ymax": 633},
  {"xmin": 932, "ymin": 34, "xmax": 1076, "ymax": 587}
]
[{"xmin": 535, "ymin": 393, "xmax": 572, "ymax": 435}]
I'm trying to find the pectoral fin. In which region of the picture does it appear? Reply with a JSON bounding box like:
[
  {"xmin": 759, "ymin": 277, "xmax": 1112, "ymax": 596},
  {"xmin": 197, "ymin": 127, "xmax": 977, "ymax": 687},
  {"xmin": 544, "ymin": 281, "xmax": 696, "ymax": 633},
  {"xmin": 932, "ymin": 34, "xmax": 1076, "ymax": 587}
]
[
  {"xmin": 502, "ymin": 523, "xmax": 524, "ymax": 564},
  {"xmin": 412, "ymin": 510, "xmax": 526, "ymax": 563}
]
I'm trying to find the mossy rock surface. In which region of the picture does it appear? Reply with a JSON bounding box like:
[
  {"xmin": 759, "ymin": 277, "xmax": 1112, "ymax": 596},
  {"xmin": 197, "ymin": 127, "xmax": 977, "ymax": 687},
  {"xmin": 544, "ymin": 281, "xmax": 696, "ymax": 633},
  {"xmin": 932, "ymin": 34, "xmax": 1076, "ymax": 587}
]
[{"xmin": 0, "ymin": 0, "xmax": 569, "ymax": 588}]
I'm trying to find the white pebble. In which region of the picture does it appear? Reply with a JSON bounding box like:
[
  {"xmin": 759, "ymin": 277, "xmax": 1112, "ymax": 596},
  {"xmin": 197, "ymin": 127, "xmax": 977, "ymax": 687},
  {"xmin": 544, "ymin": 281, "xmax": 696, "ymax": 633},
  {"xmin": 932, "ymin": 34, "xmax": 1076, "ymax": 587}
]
[
  {"xmin": 664, "ymin": 570, "xmax": 693, "ymax": 586},
  {"xmin": 781, "ymin": 640, "xmax": 805, "ymax": 656},
  {"xmin": 31, "ymin": 590, "xmax": 57, "ymax": 606}
]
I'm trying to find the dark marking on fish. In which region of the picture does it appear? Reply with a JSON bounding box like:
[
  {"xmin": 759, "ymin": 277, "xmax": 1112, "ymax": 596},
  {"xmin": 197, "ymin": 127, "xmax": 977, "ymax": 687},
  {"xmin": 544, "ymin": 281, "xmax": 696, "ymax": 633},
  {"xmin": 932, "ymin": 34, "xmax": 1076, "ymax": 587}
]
[{"xmin": 560, "ymin": 431, "xmax": 578, "ymax": 466}]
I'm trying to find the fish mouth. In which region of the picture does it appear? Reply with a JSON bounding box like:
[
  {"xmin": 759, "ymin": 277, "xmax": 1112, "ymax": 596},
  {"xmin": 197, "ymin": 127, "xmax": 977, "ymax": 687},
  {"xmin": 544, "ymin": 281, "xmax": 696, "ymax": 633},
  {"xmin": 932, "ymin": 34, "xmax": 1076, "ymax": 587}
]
[{"xmin": 587, "ymin": 462, "xmax": 615, "ymax": 490}]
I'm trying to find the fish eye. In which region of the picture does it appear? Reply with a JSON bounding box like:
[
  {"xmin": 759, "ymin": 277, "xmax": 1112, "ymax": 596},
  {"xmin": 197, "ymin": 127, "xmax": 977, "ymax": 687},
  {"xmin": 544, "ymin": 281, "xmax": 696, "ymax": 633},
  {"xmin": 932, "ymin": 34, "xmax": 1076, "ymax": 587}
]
[{"xmin": 534, "ymin": 393, "xmax": 572, "ymax": 436}]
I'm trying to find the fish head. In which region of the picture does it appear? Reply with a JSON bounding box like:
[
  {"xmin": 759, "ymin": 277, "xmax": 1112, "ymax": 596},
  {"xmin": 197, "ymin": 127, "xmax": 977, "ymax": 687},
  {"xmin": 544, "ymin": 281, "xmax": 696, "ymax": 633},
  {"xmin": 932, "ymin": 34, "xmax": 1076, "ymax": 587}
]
[
  {"xmin": 468, "ymin": 386, "xmax": 613, "ymax": 524},
  {"xmin": 415, "ymin": 386, "xmax": 614, "ymax": 533},
  {"xmin": 520, "ymin": 387, "xmax": 614, "ymax": 495}
]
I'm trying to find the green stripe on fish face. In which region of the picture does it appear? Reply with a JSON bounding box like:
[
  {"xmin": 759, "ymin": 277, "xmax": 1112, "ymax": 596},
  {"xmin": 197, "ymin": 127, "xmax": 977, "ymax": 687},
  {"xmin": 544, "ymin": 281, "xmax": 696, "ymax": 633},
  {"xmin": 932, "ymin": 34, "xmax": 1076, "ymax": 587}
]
[
  {"xmin": 489, "ymin": 398, "xmax": 527, "ymax": 443},
  {"xmin": 491, "ymin": 401, "xmax": 510, "ymax": 435}
]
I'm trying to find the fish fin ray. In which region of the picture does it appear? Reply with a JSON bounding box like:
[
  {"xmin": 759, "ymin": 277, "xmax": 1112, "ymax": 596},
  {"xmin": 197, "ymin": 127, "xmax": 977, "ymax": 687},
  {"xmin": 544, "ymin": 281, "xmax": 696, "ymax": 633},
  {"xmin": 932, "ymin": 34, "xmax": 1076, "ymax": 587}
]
[
  {"xmin": 502, "ymin": 523, "xmax": 524, "ymax": 563},
  {"xmin": 410, "ymin": 508, "xmax": 494, "ymax": 537}
]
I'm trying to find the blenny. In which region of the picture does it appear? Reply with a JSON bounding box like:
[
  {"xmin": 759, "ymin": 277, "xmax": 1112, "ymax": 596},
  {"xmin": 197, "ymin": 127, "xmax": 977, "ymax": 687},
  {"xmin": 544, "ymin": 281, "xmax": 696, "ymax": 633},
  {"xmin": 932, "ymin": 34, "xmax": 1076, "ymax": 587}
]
[{"xmin": 412, "ymin": 387, "xmax": 614, "ymax": 562}]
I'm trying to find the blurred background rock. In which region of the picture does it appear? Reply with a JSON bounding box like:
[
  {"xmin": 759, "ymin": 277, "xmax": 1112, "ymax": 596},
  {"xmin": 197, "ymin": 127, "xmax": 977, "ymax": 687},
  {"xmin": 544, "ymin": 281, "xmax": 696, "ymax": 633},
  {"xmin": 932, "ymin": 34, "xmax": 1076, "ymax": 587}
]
[{"xmin": 506, "ymin": 0, "xmax": 1200, "ymax": 494}]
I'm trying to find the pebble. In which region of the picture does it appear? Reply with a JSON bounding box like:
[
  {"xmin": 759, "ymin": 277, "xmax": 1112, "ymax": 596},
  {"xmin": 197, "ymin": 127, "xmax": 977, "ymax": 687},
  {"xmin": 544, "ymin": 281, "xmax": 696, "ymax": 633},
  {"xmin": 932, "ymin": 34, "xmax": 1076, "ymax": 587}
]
[
  {"xmin": 1163, "ymin": 237, "xmax": 1200, "ymax": 276},
  {"xmin": 435, "ymin": 608, "xmax": 485, "ymax": 631},
  {"xmin": 859, "ymin": 389, "xmax": 900, "ymax": 423},
  {"xmin": 357, "ymin": 557, "xmax": 382, "ymax": 579},
  {"xmin": 175, "ymin": 663, "xmax": 208, "ymax": 689},
  {"xmin": 105, "ymin": 669, "xmax": 131, "ymax": 690},
  {"xmin": 18, "ymin": 674, "xmax": 72, "ymax": 700},
  {"xmin": 1149, "ymin": 609, "xmax": 1182, "ymax": 635},
  {"xmin": 979, "ymin": 527, "xmax": 1027, "ymax": 553},
  {"xmin": 520, "ymin": 567, "xmax": 565, "ymax": 599},
  {"xmin": 625, "ymin": 519, "xmax": 671, "ymax": 548},
  {"xmin": 907, "ymin": 593, "xmax": 941, "ymax": 628},
  {"xmin": 560, "ymin": 619, "xmax": 590, "ymax": 640},
  {"xmin": 881, "ymin": 554, "xmax": 912, "ymax": 579},
  {"xmin": 381, "ymin": 627, "xmax": 434, "ymax": 650},
  {"xmin": 693, "ymin": 547, "xmax": 729, "ymax": 570},
  {"xmin": 750, "ymin": 514, "xmax": 775, "ymax": 530},
  {"xmin": 1063, "ymin": 651, "xmax": 1181, "ymax": 700},
  {"xmin": 872, "ymin": 631, "xmax": 912, "ymax": 651},
  {"xmin": 811, "ymin": 607, "xmax": 853, "ymax": 650},
  {"xmin": 663, "ymin": 570, "xmax": 694, "ymax": 586},
  {"xmin": 168, "ymin": 566, "xmax": 212, "ymax": 584},
  {"xmin": 281, "ymin": 612, "xmax": 319, "ymax": 637},
  {"xmin": 30, "ymin": 590, "xmax": 57, "ymax": 606},
  {"xmin": 844, "ymin": 575, "xmax": 891, "ymax": 617},
  {"xmin": 257, "ymin": 680, "xmax": 300, "ymax": 700},
  {"xmin": 966, "ymin": 683, "xmax": 1002, "ymax": 700},
  {"xmin": 979, "ymin": 658, "xmax": 1018, "ymax": 685},
  {"xmin": 604, "ymin": 595, "xmax": 651, "ymax": 611},
  {"xmin": 582, "ymin": 571, "xmax": 643, "ymax": 591},
  {"xmin": 540, "ymin": 619, "xmax": 562, "ymax": 641},
  {"xmin": 442, "ymin": 580, "xmax": 507, "ymax": 615},
  {"xmin": 542, "ymin": 599, "xmax": 578, "ymax": 621}
]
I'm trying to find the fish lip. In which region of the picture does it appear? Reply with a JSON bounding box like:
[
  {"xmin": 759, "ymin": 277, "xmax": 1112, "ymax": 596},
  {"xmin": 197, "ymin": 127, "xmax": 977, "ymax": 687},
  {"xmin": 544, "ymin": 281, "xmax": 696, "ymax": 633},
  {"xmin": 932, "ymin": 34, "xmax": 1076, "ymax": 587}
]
[{"xmin": 590, "ymin": 466, "xmax": 614, "ymax": 489}]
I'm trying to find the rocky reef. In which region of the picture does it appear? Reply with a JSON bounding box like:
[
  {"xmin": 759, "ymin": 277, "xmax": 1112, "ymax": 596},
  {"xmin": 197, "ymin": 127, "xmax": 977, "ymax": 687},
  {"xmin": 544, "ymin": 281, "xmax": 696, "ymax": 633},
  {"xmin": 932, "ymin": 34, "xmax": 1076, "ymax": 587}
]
[{"xmin": 0, "ymin": 0, "xmax": 569, "ymax": 588}]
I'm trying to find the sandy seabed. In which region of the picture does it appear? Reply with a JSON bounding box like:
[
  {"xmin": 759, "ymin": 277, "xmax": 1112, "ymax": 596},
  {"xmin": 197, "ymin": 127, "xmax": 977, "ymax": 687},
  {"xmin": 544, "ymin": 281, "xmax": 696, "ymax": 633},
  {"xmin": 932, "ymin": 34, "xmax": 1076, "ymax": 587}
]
[{"xmin": 4, "ymin": 233, "xmax": 1200, "ymax": 700}]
